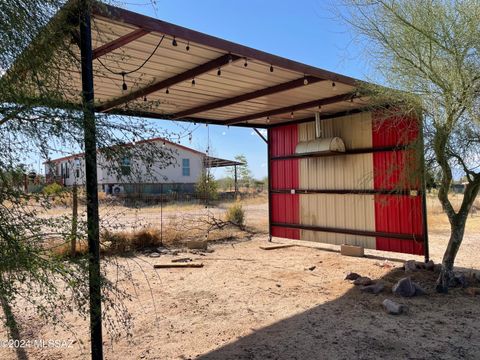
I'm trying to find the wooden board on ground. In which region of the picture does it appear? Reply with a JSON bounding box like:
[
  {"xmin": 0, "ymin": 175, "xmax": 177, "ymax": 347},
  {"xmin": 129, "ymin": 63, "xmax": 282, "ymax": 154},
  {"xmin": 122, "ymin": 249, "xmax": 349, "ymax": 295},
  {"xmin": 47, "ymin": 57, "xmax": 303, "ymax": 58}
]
[
  {"xmin": 153, "ymin": 263, "xmax": 204, "ymax": 269},
  {"xmin": 259, "ymin": 244, "xmax": 295, "ymax": 250}
]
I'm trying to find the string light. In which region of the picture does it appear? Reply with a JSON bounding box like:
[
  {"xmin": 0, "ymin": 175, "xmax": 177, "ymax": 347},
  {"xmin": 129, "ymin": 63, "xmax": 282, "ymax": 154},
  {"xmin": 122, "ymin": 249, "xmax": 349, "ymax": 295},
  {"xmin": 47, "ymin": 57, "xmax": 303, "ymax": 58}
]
[
  {"xmin": 186, "ymin": 41, "xmax": 190, "ymax": 51},
  {"xmin": 303, "ymin": 76, "xmax": 309, "ymax": 85},
  {"xmin": 290, "ymin": 112, "xmax": 294, "ymax": 119},
  {"xmin": 332, "ymin": 81, "xmax": 336, "ymax": 90},
  {"xmin": 172, "ymin": 36, "xmax": 178, "ymax": 47},
  {"xmin": 217, "ymin": 68, "xmax": 221, "ymax": 76},
  {"xmin": 228, "ymin": 54, "xmax": 233, "ymax": 63},
  {"xmin": 165, "ymin": 88, "xmax": 169, "ymax": 94},
  {"xmin": 191, "ymin": 78, "xmax": 196, "ymax": 86},
  {"xmin": 121, "ymin": 72, "xmax": 127, "ymax": 91},
  {"xmin": 266, "ymin": 116, "xmax": 270, "ymax": 124},
  {"xmin": 270, "ymin": 65, "xmax": 274, "ymax": 72},
  {"xmin": 143, "ymin": 96, "xmax": 147, "ymax": 102},
  {"xmin": 244, "ymin": 58, "xmax": 248, "ymax": 67}
]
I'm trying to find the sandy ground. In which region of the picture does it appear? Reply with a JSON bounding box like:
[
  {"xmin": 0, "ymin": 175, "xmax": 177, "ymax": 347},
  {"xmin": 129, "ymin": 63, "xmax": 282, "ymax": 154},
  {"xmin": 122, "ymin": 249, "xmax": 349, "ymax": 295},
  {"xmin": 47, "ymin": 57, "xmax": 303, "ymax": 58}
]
[{"xmin": 2, "ymin": 195, "xmax": 480, "ymax": 359}]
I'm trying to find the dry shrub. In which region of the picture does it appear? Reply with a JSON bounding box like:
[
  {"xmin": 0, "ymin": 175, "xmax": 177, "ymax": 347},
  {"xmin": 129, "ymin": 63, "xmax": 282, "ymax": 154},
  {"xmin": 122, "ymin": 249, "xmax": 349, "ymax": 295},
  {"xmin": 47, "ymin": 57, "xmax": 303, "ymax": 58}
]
[
  {"xmin": 225, "ymin": 203, "xmax": 244, "ymax": 227},
  {"xmin": 131, "ymin": 228, "xmax": 162, "ymax": 248},
  {"xmin": 50, "ymin": 240, "xmax": 89, "ymax": 258}
]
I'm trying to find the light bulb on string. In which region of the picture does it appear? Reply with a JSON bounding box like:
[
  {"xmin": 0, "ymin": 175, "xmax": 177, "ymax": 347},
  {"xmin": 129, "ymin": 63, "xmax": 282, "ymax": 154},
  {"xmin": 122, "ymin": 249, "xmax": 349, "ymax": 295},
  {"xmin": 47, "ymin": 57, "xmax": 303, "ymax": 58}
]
[
  {"xmin": 290, "ymin": 112, "xmax": 294, "ymax": 119},
  {"xmin": 166, "ymin": 88, "xmax": 169, "ymax": 94},
  {"xmin": 217, "ymin": 68, "xmax": 221, "ymax": 76},
  {"xmin": 303, "ymin": 77, "xmax": 309, "ymax": 85},
  {"xmin": 270, "ymin": 65, "xmax": 274, "ymax": 72},
  {"xmin": 228, "ymin": 54, "xmax": 233, "ymax": 63},
  {"xmin": 121, "ymin": 72, "xmax": 127, "ymax": 91},
  {"xmin": 244, "ymin": 58, "xmax": 248, "ymax": 67},
  {"xmin": 172, "ymin": 36, "xmax": 178, "ymax": 47},
  {"xmin": 332, "ymin": 81, "xmax": 336, "ymax": 90},
  {"xmin": 186, "ymin": 41, "xmax": 190, "ymax": 51},
  {"xmin": 266, "ymin": 116, "xmax": 270, "ymax": 124},
  {"xmin": 191, "ymin": 78, "xmax": 195, "ymax": 86},
  {"xmin": 143, "ymin": 96, "xmax": 147, "ymax": 102}
]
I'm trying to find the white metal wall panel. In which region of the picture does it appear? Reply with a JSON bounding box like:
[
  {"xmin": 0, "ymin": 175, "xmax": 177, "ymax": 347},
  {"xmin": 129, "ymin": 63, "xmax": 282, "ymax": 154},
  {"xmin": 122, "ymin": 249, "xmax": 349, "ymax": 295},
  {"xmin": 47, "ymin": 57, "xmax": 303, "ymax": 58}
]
[{"xmin": 298, "ymin": 112, "xmax": 376, "ymax": 248}]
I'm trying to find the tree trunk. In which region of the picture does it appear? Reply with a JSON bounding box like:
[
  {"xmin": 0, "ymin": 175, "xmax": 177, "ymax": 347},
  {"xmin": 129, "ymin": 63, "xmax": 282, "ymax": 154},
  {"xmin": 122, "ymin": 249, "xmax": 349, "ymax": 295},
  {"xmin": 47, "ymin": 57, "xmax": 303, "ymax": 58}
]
[
  {"xmin": 70, "ymin": 185, "xmax": 78, "ymax": 257},
  {"xmin": 436, "ymin": 215, "xmax": 467, "ymax": 293}
]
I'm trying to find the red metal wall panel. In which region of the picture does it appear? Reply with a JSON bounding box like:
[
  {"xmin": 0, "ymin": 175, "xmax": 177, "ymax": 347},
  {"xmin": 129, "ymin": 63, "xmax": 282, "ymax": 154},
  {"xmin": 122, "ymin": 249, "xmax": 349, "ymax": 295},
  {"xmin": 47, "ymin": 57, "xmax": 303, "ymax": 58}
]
[
  {"xmin": 372, "ymin": 114, "xmax": 424, "ymax": 255},
  {"xmin": 269, "ymin": 124, "xmax": 300, "ymax": 239}
]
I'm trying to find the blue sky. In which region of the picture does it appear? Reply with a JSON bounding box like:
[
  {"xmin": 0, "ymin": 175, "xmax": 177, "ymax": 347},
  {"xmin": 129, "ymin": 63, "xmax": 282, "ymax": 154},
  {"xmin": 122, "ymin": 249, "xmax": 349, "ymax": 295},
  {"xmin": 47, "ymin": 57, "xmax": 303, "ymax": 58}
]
[{"xmin": 118, "ymin": 0, "xmax": 368, "ymax": 179}]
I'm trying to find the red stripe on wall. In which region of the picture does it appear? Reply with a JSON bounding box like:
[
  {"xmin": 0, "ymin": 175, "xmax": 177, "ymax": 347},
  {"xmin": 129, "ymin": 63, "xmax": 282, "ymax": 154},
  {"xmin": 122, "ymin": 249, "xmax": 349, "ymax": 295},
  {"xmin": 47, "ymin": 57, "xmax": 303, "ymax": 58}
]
[
  {"xmin": 269, "ymin": 124, "xmax": 300, "ymax": 239},
  {"xmin": 372, "ymin": 114, "xmax": 424, "ymax": 255}
]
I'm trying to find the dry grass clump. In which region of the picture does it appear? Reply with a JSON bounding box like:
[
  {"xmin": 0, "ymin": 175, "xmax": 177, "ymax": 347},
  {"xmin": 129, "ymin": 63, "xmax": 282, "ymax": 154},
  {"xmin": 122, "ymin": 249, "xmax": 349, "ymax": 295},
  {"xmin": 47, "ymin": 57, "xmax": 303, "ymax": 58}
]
[
  {"xmin": 50, "ymin": 240, "xmax": 89, "ymax": 258},
  {"xmin": 225, "ymin": 203, "xmax": 245, "ymax": 228}
]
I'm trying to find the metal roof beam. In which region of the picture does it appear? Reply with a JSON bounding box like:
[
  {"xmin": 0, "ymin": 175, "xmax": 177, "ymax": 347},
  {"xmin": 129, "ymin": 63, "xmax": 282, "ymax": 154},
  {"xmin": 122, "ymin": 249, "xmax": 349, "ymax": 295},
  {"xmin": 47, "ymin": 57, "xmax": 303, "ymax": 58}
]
[
  {"xmin": 96, "ymin": 54, "xmax": 241, "ymax": 112},
  {"xmin": 92, "ymin": 3, "xmax": 360, "ymax": 86},
  {"xmin": 223, "ymin": 93, "xmax": 357, "ymax": 125},
  {"xmin": 172, "ymin": 76, "xmax": 324, "ymax": 119},
  {"xmin": 92, "ymin": 28, "xmax": 150, "ymax": 59}
]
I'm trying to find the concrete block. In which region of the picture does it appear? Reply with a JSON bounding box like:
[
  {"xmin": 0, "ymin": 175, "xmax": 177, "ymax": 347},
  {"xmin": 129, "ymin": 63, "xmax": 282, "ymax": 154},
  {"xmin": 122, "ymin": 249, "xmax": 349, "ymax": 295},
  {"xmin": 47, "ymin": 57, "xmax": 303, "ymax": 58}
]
[{"xmin": 341, "ymin": 244, "xmax": 364, "ymax": 257}]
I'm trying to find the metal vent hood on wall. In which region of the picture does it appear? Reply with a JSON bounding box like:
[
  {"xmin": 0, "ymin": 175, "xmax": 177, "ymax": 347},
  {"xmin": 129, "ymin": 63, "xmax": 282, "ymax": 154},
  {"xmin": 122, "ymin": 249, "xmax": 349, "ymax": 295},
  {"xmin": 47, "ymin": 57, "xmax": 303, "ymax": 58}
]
[{"xmin": 295, "ymin": 112, "xmax": 346, "ymax": 155}]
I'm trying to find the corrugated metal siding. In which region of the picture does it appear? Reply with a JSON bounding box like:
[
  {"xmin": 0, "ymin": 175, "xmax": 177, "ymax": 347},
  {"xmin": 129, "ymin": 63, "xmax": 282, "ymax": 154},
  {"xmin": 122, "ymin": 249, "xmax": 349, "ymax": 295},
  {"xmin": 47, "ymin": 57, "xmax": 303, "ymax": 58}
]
[
  {"xmin": 372, "ymin": 114, "xmax": 424, "ymax": 255},
  {"xmin": 298, "ymin": 112, "xmax": 376, "ymax": 248},
  {"xmin": 269, "ymin": 125, "xmax": 300, "ymax": 239}
]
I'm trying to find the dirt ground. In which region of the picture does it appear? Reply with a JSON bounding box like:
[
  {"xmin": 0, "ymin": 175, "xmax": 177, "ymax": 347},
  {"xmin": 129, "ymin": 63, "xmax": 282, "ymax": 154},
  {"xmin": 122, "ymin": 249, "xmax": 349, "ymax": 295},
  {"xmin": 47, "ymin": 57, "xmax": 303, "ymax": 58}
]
[{"xmin": 2, "ymin": 195, "xmax": 480, "ymax": 359}]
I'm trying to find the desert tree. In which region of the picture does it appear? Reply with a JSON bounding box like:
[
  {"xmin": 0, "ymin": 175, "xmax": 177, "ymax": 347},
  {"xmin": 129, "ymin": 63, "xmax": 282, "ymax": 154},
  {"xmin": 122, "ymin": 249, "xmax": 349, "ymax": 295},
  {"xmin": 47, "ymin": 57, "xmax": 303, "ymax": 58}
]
[
  {"xmin": 340, "ymin": 0, "xmax": 480, "ymax": 292},
  {"xmin": 0, "ymin": 0, "xmax": 180, "ymax": 355}
]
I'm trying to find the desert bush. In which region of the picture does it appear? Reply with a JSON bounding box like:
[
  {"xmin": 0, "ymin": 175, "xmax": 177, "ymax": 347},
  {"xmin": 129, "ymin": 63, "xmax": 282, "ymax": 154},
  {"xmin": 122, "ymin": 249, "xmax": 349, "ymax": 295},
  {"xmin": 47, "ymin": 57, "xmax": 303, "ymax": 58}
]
[
  {"xmin": 225, "ymin": 203, "xmax": 244, "ymax": 227},
  {"xmin": 43, "ymin": 182, "xmax": 64, "ymax": 196}
]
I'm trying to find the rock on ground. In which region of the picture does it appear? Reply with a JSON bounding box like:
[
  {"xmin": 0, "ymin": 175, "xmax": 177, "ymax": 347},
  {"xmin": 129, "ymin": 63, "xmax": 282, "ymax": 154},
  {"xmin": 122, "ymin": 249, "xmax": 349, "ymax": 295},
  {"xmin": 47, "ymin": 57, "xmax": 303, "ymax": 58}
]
[
  {"xmin": 353, "ymin": 276, "xmax": 373, "ymax": 286},
  {"xmin": 360, "ymin": 282, "xmax": 385, "ymax": 294},
  {"xmin": 392, "ymin": 277, "xmax": 426, "ymax": 297},
  {"xmin": 383, "ymin": 299, "xmax": 408, "ymax": 315},
  {"xmin": 345, "ymin": 272, "xmax": 361, "ymax": 281}
]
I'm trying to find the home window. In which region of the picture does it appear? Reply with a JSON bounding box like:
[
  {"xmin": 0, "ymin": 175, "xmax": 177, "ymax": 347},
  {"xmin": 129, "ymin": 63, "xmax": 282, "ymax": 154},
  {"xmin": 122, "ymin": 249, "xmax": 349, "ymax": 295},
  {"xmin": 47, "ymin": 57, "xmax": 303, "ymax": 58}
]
[
  {"xmin": 182, "ymin": 159, "xmax": 190, "ymax": 176},
  {"xmin": 121, "ymin": 157, "xmax": 131, "ymax": 176}
]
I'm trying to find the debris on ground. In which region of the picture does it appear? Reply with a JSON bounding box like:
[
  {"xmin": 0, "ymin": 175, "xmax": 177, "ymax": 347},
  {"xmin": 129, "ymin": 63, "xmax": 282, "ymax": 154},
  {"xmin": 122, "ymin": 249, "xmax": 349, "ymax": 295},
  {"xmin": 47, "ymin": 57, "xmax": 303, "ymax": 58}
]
[
  {"xmin": 382, "ymin": 299, "xmax": 408, "ymax": 315},
  {"xmin": 392, "ymin": 277, "xmax": 426, "ymax": 297},
  {"xmin": 425, "ymin": 260, "xmax": 435, "ymax": 271},
  {"xmin": 360, "ymin": 281, "xmax": 385, "ymax": 294},
  {"xmin": 305, "ymin": 265, "xmax": 316, "ymax": 271},
  {"xmin": 187, "ymin": 240, "xmax": 208, "ymax": 250},
  {"xmin": 374, "ymin": 260, "xmax": 394, "ymax": 269},
  {"xmin": 157, "ymin": 247, "xmax": 180, "ymax": 256},
  {"xmin": 153, "ymin": 263, "xmax": 204, "ymax": 269},
  {"xmin": 189, "ymin": 248, "xmax": 214, "ymax": 255},
  {"xmin": 466, "ymin": 287, "xmax": 480, "ymax": 296},
  {"xmin": 404, "ymin": 260, "xmax": 418, "ymax": 273},
  {"xmin": 171, "ymin": 257, "xmax": 193, "ymax": 263},
  {"xmin": 353, "ymin": 276, "xmax": 373, "ymax": 286},
  {"xmin": 345, "ymin": 272, "xmax": 361, "ymax": 281},
  {"xmin": 259, "ymin": 244, "xmax": 295, "ymax": 250},
  {"xmin": 149, "ymin": 252, "xmax": 161, "ymax": 258},
  {"xmin": 453, "ymin": 273, "xmax": 468, "ymax": 288}
]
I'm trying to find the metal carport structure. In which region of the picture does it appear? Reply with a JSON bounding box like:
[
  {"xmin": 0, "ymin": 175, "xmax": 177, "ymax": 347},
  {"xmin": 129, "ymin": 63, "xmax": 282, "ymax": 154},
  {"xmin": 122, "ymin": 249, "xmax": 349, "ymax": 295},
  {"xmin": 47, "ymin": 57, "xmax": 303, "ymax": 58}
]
[{"xmin": 7, "ymin": 1, "xmax": 429, "ymax": 358}]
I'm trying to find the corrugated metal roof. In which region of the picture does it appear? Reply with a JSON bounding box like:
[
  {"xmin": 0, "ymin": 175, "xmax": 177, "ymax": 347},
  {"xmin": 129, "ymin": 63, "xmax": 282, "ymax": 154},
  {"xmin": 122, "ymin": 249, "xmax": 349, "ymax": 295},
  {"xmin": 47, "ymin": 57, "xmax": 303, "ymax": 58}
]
[{"xmin": 24, "ymin": 2, "xmax": 372, "ymax": 128}]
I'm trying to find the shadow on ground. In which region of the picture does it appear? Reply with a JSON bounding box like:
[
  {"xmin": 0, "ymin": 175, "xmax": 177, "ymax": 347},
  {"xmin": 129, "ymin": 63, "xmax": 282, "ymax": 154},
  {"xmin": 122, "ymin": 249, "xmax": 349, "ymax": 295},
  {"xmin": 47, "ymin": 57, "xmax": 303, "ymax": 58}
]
[{"xmin": 197, "ymin": 265, "xmax": 480, "ymax": 360}]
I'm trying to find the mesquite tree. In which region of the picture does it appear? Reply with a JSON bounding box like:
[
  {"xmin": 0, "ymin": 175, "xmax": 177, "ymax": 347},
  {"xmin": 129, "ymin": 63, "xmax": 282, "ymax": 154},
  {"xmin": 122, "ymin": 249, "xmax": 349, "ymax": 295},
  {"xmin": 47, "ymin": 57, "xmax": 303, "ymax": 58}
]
[
  {"xmin": 1, "ymin": 0, "xmax": 178, "ymax": 352},
  {"xmin": 341, "ymin": 0, "xmax": 480, "ymax": 292}
]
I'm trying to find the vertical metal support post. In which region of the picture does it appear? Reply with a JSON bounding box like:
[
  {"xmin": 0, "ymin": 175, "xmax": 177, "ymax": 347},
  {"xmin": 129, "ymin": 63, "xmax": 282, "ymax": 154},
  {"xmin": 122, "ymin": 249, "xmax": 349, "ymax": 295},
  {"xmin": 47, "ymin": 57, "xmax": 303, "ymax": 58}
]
[
  {"xmin": 419, "ymin": 117, "xmax": 429, "ymax": 263},
  {"xmin": 267, "ymin": 128, "xmax": 272, "ymax": 242},
  {"xmin": 234, "ymin": 165, "xmax": 238, "ymax": 196},
  {"xmin": 160, "ymin": 183, "xmax": 163, "ymax": 246},
  {"xmin": 79, "ymin": 2, "xmax": 103, "ymax": 359}
]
